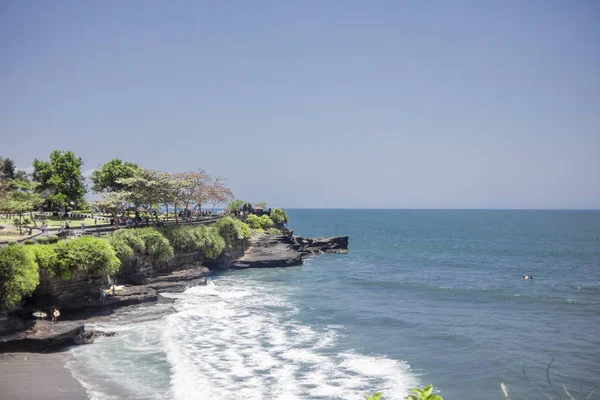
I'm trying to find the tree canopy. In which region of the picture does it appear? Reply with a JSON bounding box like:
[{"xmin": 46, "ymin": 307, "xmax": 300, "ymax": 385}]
[
  {"xmin": 32, "ymin": 150, "xmax": 86, "ymax": 208},
  {"xmin": 90, "ymin": 159, "xmax": 139, "ymax": 193}
]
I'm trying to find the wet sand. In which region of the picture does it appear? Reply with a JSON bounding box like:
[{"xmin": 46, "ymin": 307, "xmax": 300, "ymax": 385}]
[{"xmin": 0, "ymin": 352, "xmax": 87, "ymax": 400}]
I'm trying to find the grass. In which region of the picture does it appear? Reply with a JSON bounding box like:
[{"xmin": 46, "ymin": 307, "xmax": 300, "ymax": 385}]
[{"xmin": 1, "ymin": 216, "xmax": 111, "ymax": 229}]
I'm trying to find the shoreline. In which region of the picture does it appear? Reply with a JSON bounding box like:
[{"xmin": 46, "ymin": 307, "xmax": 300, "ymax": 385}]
[{"xmin": 0, "ymin": 351, "xmax": 88, "ymax": 400}]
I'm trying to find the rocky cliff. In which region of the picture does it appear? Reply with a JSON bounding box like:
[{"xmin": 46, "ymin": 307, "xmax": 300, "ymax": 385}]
[{"xmin": 1, "ymin": 234, "xmax": 348, "ymax": 351}]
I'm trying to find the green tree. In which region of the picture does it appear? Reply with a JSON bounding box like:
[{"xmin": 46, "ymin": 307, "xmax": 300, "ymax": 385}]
[
  {"xmin": 0, "ymin": 157, "xmax": 16, "ymax": 180},
  {"xmin": 0, "ymin": 189, "xmax": 44, "ymax": 233},
  {"xmin": 270, "ymin": 208, "xmax": 289, "ymax": 224},
  {"xmin": 227, "ymin": 199, "xmax": 245, "ymax": 213},
  {"xmin": 0, "ymin": 245, "xmax": 39, "ymax": 309},
  {"xmin": 32, "ymin": 150, "xmax": 86, "ymax": 210},
  {"xmin": 90, "ymin": 159, "xmax": 139, "ymax": 193}
]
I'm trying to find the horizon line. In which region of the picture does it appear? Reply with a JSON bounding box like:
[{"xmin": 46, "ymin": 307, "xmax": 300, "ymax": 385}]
[{"xmin": 281, "ymin": 208, "xmax": 600, "ymax": 211}]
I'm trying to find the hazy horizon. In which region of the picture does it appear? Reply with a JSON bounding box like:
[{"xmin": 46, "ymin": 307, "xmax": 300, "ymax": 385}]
[{"xmin": 2, "ymin": 1, "xmax": 598, "ymax": 209}]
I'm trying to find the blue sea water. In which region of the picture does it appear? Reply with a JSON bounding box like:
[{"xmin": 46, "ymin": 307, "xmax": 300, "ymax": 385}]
[{"xmin": 68, "ymin": 210, "xmax": 600, "ymax": 400}]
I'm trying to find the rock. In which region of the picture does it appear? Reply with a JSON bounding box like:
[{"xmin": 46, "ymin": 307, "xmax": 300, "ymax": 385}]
[
  {"xmin": 228, "ymin": 235, "xmax": 349, "ymax": 269},
  {"xmin": 0, "ymin": 320, "xmax": 85, "ymax": 353},
  {"xmin": 297, "ymin": 236, "xmax": 349, "ymax": 254},
  {"xmin": 230, "ymin": 235, "xmax": 304, "ymax": 269}
]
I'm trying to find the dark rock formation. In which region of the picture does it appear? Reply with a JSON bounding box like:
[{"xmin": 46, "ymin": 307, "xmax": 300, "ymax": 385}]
[
  {"xmin": 145, "ymin": 266, "xmax": 210, "ymax": 293},
  {"xmin": 0, "ymin": 321, "xmax": 85, "ymax": 353},
  {"xmin": 298, "ymin": 236, "xmax": 349, "ymax": 255},
  {"xmin": 228, "ymin": 235, "xmax": 349, "ymax": 269},
  {"xmin": 230, "ymin": 235, "xmax": 304, "ymax": 269}
]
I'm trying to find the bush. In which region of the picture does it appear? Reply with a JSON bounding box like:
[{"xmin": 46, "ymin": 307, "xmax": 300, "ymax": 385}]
[
  {"xmin": 247, "ymin": 214, "xmax": 261, "ymax": 229},
  {"xmin": 111, "ymin": 229, "xmax": 145, "ymax": 253},
  {"xmin": 252, "ymin": 228, "xmax": 264, "ymax": 236},
  {"xmin": 30, "ymin": 244, "xmax": 62, "ymax": 278},
  {"xmin": 106, "ymin": 235, "xmax": 134, "ymax": 259},
  {"xmin": 215, "ymin": 217, "xmax": 251, "ymax": 248},
  {"xmin": 194, "ymin": 226, "xmax": 225, "ymax": 259},
  {"xmin": 47, "ymin": 235, "xmax": 60, "ymax": 244},
  {"xmin": 23, "ymin": 239, "xmax": 34, "ymax": 245},
  {"xmin": 159, "ymin": 225, "xmax": 201, "ymax": 254},
  {"xmin": 54, "ymin": 236, "xmax": 120, "ymax": 277},
  {"xmin": 270, "ymin": 208, "xmax": 289, "ymax": 224},
  {"xmin": 247, "ymin": 214, "xmax": 274, "ymax": 230},
  {"xmin": 268, "ymin": 228, "xmax": 282, "ymax": 235},
  {"xmin": 37, "ymin": 236, "xmax": 49, "ymax": 245},
  {"xmin": 0, "ymin": 245, "xmax": 39, "ymax": 309},
  {"xmin": 134, "ymin": 228, "xmax": 173, "ymax": 261}
]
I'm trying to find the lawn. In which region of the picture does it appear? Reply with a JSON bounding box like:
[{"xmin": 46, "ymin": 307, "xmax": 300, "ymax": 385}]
[{"xmin": 0, "ymin": 216, "xmax": 111, "ymax": 230}]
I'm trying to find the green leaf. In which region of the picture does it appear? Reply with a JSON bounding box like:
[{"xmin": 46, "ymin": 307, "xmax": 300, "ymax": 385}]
[
  {"xmin": 423, "ymin": 385, "xmax": 433, "ymax": 397},
  {"xmin": 429, "ymin": 395, "xmax": 443, "ymax": 400},
  {"xmin": 406, "ymin": 396, "xmax": 418, "ymax": 400},
  {"xmin": 365, "ymin": 393, "xmax": 382, "ymax": 400}
]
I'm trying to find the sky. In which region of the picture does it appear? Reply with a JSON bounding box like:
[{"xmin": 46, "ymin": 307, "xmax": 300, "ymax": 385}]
[{"xmin": 1, "ymin": 1, "xmax": 599, "ymax": 209}]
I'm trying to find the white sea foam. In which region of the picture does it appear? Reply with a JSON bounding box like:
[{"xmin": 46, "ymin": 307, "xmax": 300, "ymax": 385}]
[
  {"xmin": 69, "ymin": 276, "xmax": 418, "ymax": 400},
  {"xmin": 163, "ymin": 277, "xmax": 418, "ymax": 400}
]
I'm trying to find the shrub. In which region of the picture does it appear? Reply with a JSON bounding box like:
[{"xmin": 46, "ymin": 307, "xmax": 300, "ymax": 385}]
[
  {"xmin": 247, "ymin": 214, "xmax": 274, "ymax": 230},
  {"xmin": 134, "ymin": 228, "xmax": 173, "ymax": 261},
  {"xmin": 259, "ymin": 214, "xmax": 274, "ymax": 229},
  {"xmin": 159, "ymin": 225, "xmax": 200, "ymax": 254},
  {"xmin": 194, "ymin": 226, "xmax": 225, "ymax": 259},
  {"xmin": 0, "ymin": 245, "xmax": 39, "ymax": 309},
  {"xmin": 23, "ymin": 239, "xmax": 34, "ymax": 245},
  {"xmin": 106, "ymin": 235, "xmax": 134, "ymax": 259},
  {"xmin": 37, "ymin": 236, "xmax": 50, "ymax": 245},
  {"xmin": 47, "ymin": 235, "xmax": 60, "ymax": 244},
  {"xmin": 215, "ymin": 217, "xmax": 252, "ymax": 248},
  {"xmin": 268, "ymin": 228, "xmax": 282, "ymax": 235},
  {"xmin": 111, "ymin": 229, "xmax": 145, "ymax": 253},
  {"xmin": 247, "ymin": 214, "xmax": 261, "ymax": 229},
  {"xmin": 30, "ymin": 244, "xmax": 62, "ymax": 278},
  {"xmin": 252, "ymin": 228, "xmax": 264, "ymax": 236},
  {"xmin": 270, "ymin": 208, "xmax": 289, "ymax": 224},
  {"xmin": 54, "ymin": 236, "xmax": 121, "ymax": 277}
]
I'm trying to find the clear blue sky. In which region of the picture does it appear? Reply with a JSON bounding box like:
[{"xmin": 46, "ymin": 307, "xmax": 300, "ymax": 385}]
[{"xmin": 1, "ymin": 1, "xmax": 598, "ymax": 208}]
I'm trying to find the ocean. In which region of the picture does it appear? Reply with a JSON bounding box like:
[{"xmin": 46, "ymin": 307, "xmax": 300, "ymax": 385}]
[{"xmin": 67, "ymin": 210, "xmax": 600, "ymax": 400}]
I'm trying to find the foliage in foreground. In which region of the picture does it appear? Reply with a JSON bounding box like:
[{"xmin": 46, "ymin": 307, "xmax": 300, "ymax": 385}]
[
  {"xmin": 366, "ymin": 386, "xmax": 442, "ymax": 400},
  {"xmin": 0, "ymin": 245, "xmax": 39, "ymax": 309}
]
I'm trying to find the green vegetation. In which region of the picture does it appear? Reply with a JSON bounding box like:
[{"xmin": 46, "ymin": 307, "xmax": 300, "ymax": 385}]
[
  {"xmin": 270, "ymin": 208, "xmax": 289, "ymax": 224},
  {"xmin": 247, "ymin": 214, "xmax": 274, "ymax": 230},
  {"xmin": 30, "ymin": 244, "xmax": 61, "ymax": 277},
  {"xmin": 23, "ymin": 239, "xmax": 34, "ymax": 245},
  {"xmin": 32, "ymin": 150, "xmax": 86, "ymax": 211},
  {"xmin": 227, "ymin": 199, "xmax": 245, "ymax": 212},
  {"xmin": 215, "ymin": 216, "xmax": 251, "ymax": 248},
  {"xmin": 268, "ymin": 228, "xmax": 282, "ymax": 235},
  {"xmin": 54, "ymin": 237, "xmax": 120, "ymax": 278},
  {"xmin": 194, "ymin": 226, "xmax": 225, "ymax": 259},
  {"xmin": 365, "ymin": 386, "xmax": 443, "ymax": 400},
  {"xmin": 0, "ymin": 245, "xmax": 40, "ymax": 309},
  {"xmin": 90, "ymin": 158, "xmax": 139, "ymax": 194},
  {"xmin": 130, "ymin": 228, "xmax": 174, "ymax": 261},
  {"xmin": 407, "ymin": 386, "xmax": 442, "ymax": 400}
]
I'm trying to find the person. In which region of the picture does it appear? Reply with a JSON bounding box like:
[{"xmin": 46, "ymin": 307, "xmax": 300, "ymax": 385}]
[
  {"xmin": 60, "ymin": 221, "xmax": 65, "ymax": 232},
  {"xmin": 40, "ymin": 222, "xmax": 46, "ymax": 235},
  {"xmin": 65, "ymin": 219, "xmax": 70, "ymax": 230},
  {"xmin": 81, "ymin": 220, "xmax": 85, "ymax": 232},
  {"xmin": 99, "ymin": 287, "xmax": 106, "ymax": 304},
  {"xmin": 51, "ymin": 306, "xmax": 60, "ymax": 323}
]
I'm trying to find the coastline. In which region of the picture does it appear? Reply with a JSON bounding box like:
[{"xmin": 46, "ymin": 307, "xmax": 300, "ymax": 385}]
[{"xmin": 0, "ymin": 351, "xmax": 88, "ymax": 400}]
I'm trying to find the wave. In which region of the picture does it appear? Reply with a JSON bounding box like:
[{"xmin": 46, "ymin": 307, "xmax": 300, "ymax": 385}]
[
  {"xmin": 163, "ymin": 277, "xmax": 418, "ymax": 400},
  {"xmin": 68, "ymin": 277, "xmax": 418, "ymax": 400}
]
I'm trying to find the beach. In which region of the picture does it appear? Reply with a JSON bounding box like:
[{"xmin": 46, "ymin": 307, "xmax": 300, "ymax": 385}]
[{"xmin": 0, "ymin": 352, "xmax": 87, "ymax": 400}]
